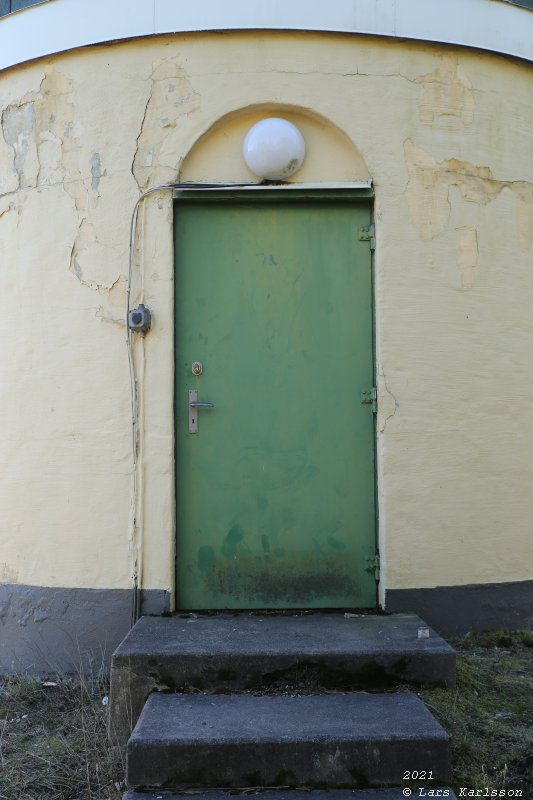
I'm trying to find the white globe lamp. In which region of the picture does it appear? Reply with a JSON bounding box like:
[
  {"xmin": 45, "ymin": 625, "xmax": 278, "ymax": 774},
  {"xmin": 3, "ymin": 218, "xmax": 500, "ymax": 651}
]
[{"xmin": 243, "ymin": 118, "xmax": 305, "ymax": 180}]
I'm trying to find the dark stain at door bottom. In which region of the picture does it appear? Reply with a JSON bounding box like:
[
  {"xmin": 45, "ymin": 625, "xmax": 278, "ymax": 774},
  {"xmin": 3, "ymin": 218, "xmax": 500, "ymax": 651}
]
[{"xmin": 196, "ymin": 550, "xmax": 359, "ymax": 604}]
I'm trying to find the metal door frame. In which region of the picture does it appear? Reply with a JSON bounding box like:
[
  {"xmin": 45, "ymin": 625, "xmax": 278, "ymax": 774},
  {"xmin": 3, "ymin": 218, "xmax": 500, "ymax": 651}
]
[{"xmin": 172, "ymin": 183, "xmax": 378, "ymax": 609}]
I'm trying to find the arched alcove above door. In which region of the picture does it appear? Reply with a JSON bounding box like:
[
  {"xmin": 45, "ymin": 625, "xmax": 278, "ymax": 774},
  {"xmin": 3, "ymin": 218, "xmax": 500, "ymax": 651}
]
[{"xmin": 180, "ymin": 104, "xmax": 371, "ymax": 185}]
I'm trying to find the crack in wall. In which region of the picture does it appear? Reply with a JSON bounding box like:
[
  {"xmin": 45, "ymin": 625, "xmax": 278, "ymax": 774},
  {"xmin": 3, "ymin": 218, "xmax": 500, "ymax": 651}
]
[
  {"xmin": 132, "ymin": 57, "xmax": 201, "ymax": 191},
  {"xmin": 69, "ymin": 218, "xmax": 122, "ymax": 293},
  {"xmin": 95, "ymin": 305, "xmax": 126, "ymax": 326},
  {"xmin": 378, "ymin": 369, "xmax": 400, "ymax": 434},
  {"xmin": 184, "ymin": 60, "xmax": 476, "ymax": 89},
  {"xmin": 188, "ymin": 68, "xmax": 419, "ymax": 80},
  {"xmin": 131, "ymin": 90, "xmax": 152, "ymax": 188}
]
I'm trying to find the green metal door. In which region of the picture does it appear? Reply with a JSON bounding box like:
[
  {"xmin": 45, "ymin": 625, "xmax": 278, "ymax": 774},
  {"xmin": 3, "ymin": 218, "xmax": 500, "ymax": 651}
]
[{"xmin": 175, "ymin": 191, "xmax": 376, "ymax": 609}]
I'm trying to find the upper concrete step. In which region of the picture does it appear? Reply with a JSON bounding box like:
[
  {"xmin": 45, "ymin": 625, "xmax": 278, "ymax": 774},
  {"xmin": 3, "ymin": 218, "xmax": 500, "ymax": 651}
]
[
  {"xmin": 126, "ymin": 691, "xmax": 451, "ymax": 789},
  {"xmin": 124, "ymin": 791, "xmax": 457, "ymax": 800},
  {"xmin": 114, "ymin": 612, "xmax": 456, "ymax": 688},
  {"xmin": 110, "ymin": 613, "xmax": 455, "ymax": 742}
]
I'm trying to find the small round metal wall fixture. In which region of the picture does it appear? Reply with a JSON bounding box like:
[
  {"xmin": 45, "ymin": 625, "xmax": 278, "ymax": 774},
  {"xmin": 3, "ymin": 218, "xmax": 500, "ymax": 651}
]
[{"xmin": 243, "ymin": 118, "xmax": 306, "ymax": 180}]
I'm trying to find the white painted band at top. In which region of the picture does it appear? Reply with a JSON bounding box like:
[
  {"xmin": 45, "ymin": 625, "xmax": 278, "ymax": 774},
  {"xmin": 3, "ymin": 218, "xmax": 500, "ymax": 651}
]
[{"xmin": 1, "ymin": 0, "xmax": 533, "ymax": 74}]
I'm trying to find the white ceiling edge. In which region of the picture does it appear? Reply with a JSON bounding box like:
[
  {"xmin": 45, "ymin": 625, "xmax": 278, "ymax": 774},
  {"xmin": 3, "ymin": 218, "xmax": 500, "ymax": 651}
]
[{"xmin": 1, "ymin": 0, "xmax": 533, "ymax": 74}]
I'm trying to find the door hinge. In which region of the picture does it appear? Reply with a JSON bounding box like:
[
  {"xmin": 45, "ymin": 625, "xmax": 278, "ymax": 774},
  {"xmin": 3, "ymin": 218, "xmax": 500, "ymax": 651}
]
[
  {"xmin": 361, "ymin": 387, "xmax": 377, "ymax": 413},
  {"xmin": 365, "ymin": 553, "xmax": 380, "ymax": 581},
  {"xmin": 359, "ymin": 224, "xmax": 375, "ymax": 250}
]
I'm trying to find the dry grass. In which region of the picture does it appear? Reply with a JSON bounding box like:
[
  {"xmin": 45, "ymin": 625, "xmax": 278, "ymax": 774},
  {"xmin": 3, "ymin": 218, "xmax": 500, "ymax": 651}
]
[
  {"xmin": 0, "ymin": 673, "xmax": 123, "ymax": 800},
  {"xmin": 0, "ymin": 629, "xmax": 531, "ymax": 798},
  {"xmin": 422, "ymin": 630, "xmax": 533, "ymax": 795}
]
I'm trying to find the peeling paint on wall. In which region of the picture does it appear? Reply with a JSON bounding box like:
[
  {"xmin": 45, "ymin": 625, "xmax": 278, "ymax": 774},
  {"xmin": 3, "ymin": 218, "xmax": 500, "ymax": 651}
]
[
  {"xmin": 404, "ymin": 139, "xmax": 533, "ymax": 249},
  {"xmin": 70, "ymin": 217, "xmax": 96, "ymax": 283},
  {"xmin": 516, "ymin": 187, "xmax": 533, "ymax": 251},
  {"xmin": 132, "ymin": 57, "xmax": 201, "ymax": 191},
  {"xmin": 457, "ymin": 229, "xmax": 479, "ymax": 290},
  {"xmin": 0, "ymin": 199, "xmax": 15, "ymax": 220},
  {"xmin": 0, "ymin": 67, "xmax": 125, "ymax": 293},
  {"xmin": 1, "ymin": 100, "xmax": 36, "ymax": 189},
  {"xmin": 415, "ymin": 55, "xmax": 475, "ymax": 126},
  {"xmin": 0, "ymin": 69, "xmax": 79, "ymax": 194},
  {"xmin": 404, "ymin": 140, "xmax": 451, "ymax": 241},
  {"xmin": 89, "ymin": 151, "xmax": 103, "ymax": 193}
]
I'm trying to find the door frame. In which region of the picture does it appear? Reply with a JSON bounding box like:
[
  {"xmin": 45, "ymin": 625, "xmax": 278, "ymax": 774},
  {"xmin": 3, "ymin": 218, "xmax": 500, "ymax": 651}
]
[{"xmin": 172, "ymin": 183, "xmax": 378, "ymax": 609}]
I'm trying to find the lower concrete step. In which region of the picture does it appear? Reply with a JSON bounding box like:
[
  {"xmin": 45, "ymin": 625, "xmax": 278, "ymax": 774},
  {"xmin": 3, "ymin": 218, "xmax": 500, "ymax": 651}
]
[
  {"xmin": 126, "ymin": 692, "xmax": 451, "ymax": 789},
  {"xmin": 111, "ymin": 613, "xmax": 455, "ymax": 742},
  {"xmin": 124, "ymin": 791, "xmax": 457, "ymax": 800}
]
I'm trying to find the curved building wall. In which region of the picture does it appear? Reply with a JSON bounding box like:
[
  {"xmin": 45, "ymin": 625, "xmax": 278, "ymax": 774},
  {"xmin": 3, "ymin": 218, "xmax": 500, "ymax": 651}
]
[{"xmin": 1, "ymin": 30, "xmax": 532, "ymax": 669}]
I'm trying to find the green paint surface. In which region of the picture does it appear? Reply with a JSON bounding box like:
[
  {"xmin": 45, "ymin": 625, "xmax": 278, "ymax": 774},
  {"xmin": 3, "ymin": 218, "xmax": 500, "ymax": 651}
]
[{"xmin": 175, "ymin": 197, "xmax": 376, "ymax": 608}]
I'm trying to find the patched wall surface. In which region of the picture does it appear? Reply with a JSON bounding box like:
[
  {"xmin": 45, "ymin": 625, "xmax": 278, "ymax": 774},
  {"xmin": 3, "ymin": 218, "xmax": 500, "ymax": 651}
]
[{"xmin": 0, "ymin": 31, "xmax": 532, "ymax": 629}]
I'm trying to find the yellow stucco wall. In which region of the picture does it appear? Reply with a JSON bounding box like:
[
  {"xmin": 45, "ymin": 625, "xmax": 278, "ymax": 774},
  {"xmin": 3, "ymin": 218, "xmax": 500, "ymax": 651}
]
[{"xmin": 1, "ymin": 31, "xmax": 532, "ymax": 601}]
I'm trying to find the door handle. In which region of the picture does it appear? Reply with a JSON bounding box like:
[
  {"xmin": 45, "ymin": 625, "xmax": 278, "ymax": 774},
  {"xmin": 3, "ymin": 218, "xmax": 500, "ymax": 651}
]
[{"xmin": 189, "ymin": 389, "xmax": 214, "ymax": 433}]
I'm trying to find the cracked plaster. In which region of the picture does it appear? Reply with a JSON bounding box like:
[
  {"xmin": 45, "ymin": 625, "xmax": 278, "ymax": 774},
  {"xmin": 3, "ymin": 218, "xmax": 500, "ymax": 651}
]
[
  {"xmin": 132, "ymin": 57, "xmax": 201, "ymax": 191},
  {"xmin": 415, "ymin": 54, "xmax": 475, "ymax": 126},
  {"xmin": 404, "ymin": 139, "xmax": 533, "ymax": 250},
  {"xmin": 0, "ymin": 34, "xmax": 532, "ymax": 601},
  {"xmin": 0, "ymin": 67, "xmax": 126, "ymax": 295}
]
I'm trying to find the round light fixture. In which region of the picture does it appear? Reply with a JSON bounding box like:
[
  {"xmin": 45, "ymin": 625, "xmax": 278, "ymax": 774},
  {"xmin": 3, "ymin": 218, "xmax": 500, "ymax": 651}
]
[{"xmin": 243, "ymin": 118, "xmax": 305, "ymax": 180}]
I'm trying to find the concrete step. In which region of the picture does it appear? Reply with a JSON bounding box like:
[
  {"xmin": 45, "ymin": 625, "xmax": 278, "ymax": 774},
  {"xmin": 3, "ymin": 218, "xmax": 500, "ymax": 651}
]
[
  {"xmin": 110, "ymin": 613, "xmax": 455, "ymax": 743},
  {"xmin": 126, "ymin": 691, "xmax": 451, "ymax": 789},
  {"xmin": 124, "ymin": 791, "xmax": 457, "ymax": 800}
]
